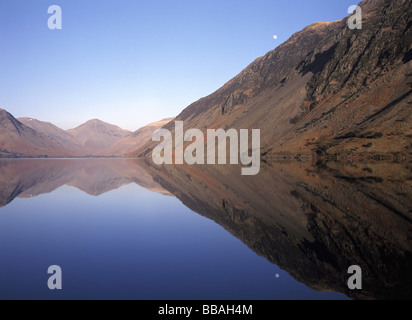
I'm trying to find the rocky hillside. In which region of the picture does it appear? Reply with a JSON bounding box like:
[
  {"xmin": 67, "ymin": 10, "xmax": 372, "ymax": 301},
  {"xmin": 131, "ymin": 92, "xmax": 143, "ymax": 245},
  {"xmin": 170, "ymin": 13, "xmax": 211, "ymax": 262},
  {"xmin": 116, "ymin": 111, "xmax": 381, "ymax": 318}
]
[
  {"xmin": 19, "ymin": 117, "xmax": 85, "ymax": 154},
  {"xmin": 67, "ymin": 119, "xmax": 131, "ymax": 155},
  {"xmin": 0, "ymin": 108, "xmax": 75, "ymax": 157},
  {"xmin": 101, "ymin": 118, "xmax": 174, "ymax": 156},
  {"xmin": 135, "ymin": 0, "xmax": 412, "ymax": 159},
  {"xmin": 2, "ymin": 109, "xmax": 171, "ymax": 157}
]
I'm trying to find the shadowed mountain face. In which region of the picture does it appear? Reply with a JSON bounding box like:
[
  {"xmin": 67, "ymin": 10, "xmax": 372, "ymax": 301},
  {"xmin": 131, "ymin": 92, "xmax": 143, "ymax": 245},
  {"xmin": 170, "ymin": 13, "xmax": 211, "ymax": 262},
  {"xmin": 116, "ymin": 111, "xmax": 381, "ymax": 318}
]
[
  {"xmin": 136, "ymin": 0, "xmax": 412, "ymax": 159},
  {"xmin": 139, "ymin": 159, "xmax": 412, "ymax": 300},
  {"xmin": 0, "ymin": 159, "xmax": 170, "ymax": 208}
]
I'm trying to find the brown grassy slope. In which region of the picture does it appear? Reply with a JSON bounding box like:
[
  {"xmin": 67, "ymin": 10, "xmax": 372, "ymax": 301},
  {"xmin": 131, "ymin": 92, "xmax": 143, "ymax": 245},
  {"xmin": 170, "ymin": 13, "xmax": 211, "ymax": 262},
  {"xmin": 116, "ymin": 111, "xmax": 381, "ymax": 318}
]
[
  {"xmin": 0, "ymin": 109, "xmax": 76, "ymax": 157},
  {"xmin": 67, "ymin": 119, "xmax": 131, "ymax": 155},
  {"xmin": 19, "ymin": 117, "xmax": 85, "ymax": 154},
  {"xmin": 101, "ymin": 118, "xmax": 174, "ymax": 156},
  {"xmin": 134, "ymin": 0, "xmax": 412, "ymax": 159}
]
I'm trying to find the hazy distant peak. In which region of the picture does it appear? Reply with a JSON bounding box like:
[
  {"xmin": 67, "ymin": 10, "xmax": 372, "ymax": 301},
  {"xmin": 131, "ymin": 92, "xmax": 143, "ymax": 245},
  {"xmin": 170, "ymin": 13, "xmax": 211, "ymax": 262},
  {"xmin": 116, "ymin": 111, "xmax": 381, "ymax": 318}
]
[
  {"xmin": 86, "ymin": 118, "xmax": 103, "ymax": 123},
  {"xmin": 66, "ymin": 118, "xmax": 131, "ymax": 154},
  {"xmin": 70, "ymin": 118, "xmax": 129, "ymax": 131}
]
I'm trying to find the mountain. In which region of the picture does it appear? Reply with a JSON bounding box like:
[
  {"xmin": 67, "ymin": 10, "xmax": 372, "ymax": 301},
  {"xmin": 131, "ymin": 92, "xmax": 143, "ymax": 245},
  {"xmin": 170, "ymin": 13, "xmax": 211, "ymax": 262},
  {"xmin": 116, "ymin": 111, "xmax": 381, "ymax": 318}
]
[
  {"xmin": 0, "ymin": 108, "xmax": 75, "ymax": 157},
  {"xmin": 135, "ymin": 0, "xmax": 412, "ymax": 159},
  {"xmin": 67, "ymin": 119, "xmax": 131, "ymax": 155},
  {"xmin": 19, "ymin": 116, "xmax": 162, "ymax": 156},
  {"xmin": 18, "ymin": 117, "xmax": 84, "ymax": 154},
  {"xmin": 2, "ymin": 110, "xmax": 171, "ymax": 157},
  {"xmin": 101, "ymin": 118, "xmax": 174, "ymax": 156}
]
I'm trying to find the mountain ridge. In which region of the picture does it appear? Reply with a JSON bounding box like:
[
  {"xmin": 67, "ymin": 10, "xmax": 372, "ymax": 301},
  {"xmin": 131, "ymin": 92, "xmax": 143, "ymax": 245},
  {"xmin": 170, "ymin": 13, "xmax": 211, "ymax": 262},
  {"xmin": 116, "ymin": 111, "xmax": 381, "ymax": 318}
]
[
  {"xmin": 101, "ymin": 117, "xmax": 175, "ymax": 156},
  {"xmin": 66, "ymin": 119, "xmax": 131, "ymax": 154},
  {"xmin": 134, "ymin": 0, "xmax": 412, "ymax": 160},
  {"xmin": 0, "ymin": 108, "xmax": 76, "ymax": 157},
  {"xmin": 18, "ymin": 117, "xmax": 85, "ymax": 154},
  {"xmin": 1, "ymin": 109, "xmax": 170, "ymax": 158},
  {"xmin": 2, "ymin": 0, "xmax": 411, "ymax": 159}
]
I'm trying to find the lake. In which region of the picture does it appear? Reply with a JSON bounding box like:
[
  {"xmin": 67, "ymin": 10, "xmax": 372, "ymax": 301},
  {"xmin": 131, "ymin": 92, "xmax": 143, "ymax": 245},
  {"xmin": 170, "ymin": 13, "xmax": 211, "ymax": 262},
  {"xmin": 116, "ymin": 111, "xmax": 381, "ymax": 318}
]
[{"xmin": 0, "ymin": 158, "xmax": 411, "ymax": 300}]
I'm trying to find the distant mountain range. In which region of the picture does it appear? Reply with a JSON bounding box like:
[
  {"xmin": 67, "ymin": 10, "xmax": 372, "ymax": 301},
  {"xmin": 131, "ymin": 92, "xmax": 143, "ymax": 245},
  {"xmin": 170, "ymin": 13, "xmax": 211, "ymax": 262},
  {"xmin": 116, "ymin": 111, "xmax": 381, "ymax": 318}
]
[
  {"xmin": 0, "ymin": 109, "xmax": 75, "ymax": 157},
  {"xmin": 136, "ymin": 0, "xmax": 412, "ymax": 160},
  {"xmin": 2, "ymin": 0, "xmax": 411, "ymax": 160},
  {"xmin": 0, "ymin": 108, "xmax": 173, "ymax": 158}
]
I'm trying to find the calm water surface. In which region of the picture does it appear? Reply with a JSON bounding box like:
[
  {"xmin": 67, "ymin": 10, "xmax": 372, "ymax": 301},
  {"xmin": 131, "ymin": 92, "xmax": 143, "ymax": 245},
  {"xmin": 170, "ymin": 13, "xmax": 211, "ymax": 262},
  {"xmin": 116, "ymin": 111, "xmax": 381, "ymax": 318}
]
[{"xmin": 1, "ymin": 159, "xmax": 411, "ymax": 300}]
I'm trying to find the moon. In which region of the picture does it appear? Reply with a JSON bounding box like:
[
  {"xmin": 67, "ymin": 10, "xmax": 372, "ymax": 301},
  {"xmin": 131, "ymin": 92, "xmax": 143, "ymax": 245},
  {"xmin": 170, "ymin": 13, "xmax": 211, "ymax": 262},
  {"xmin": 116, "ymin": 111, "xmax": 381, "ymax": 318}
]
[{"xmin": 273, "ymin": 35, "xmax": 278, "ymax": 40}]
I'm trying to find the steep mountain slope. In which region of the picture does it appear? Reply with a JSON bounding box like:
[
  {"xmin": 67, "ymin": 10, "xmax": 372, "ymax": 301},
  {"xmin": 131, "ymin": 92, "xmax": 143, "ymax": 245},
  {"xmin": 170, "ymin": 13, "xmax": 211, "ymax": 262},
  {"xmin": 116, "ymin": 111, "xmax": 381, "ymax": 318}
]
[
  {"xmin": 135, "ymin": 0, "xmax": 412, "ymax": 159},
  {"xmin": 0, "ymin": 108, "xmax": 75, "ymax": 157},
  {"xmin": 67, "ymin": 119, "xmax": 131, "ymax": 155},
  {"xmin": 19, "ymin": 117, "xmax": 84, "ymax": 154},
  {"xmin": 101, "ymin": 118, "xmax": 174, "ymax": 156}
]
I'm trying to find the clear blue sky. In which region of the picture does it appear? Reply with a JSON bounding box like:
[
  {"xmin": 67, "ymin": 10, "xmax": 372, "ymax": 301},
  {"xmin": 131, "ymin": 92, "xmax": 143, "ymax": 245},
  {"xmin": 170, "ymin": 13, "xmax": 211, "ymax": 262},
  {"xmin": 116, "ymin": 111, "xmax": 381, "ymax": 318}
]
[{"xmin": 0, "ymin": 0, "xmax": 357, "ymax": 131}]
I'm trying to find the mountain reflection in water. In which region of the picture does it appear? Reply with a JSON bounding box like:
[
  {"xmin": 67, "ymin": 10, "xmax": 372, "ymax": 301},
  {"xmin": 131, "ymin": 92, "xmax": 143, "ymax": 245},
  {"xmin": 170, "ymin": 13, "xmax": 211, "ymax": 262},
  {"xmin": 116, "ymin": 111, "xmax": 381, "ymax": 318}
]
[
  {"xmin": 0, "ymin": 158, "xmax": 411, "ymax": 300},
  {"xmin": 140, "ymin": 159, "xmax": 412, "ymax": 300},
  {"xmin": 0, "ymin": 159, "xmax": 171, "ymax": 207}
]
